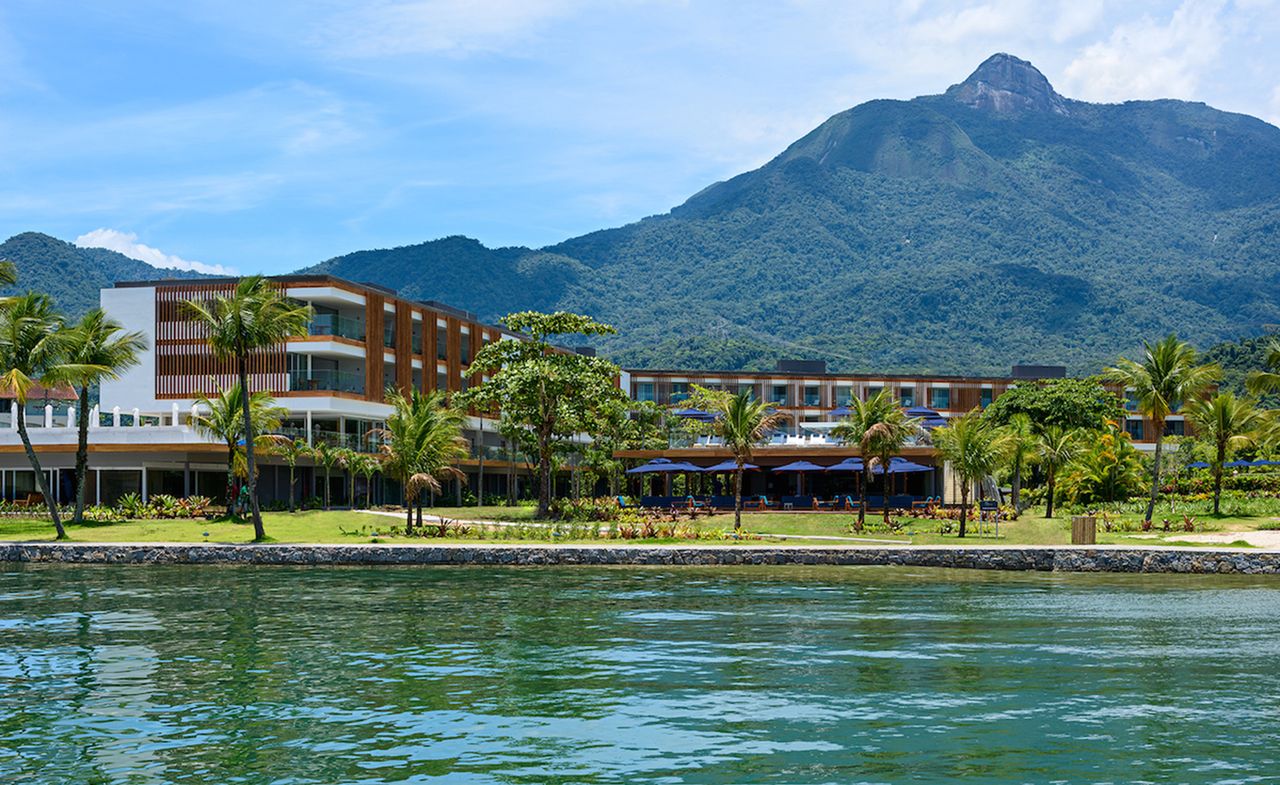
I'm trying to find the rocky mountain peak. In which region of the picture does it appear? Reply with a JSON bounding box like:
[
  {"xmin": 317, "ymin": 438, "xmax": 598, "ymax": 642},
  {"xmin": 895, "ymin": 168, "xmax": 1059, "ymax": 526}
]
[{"xmin": 947, "ymin": 53, "xmax": 1068, "ymax": 115}]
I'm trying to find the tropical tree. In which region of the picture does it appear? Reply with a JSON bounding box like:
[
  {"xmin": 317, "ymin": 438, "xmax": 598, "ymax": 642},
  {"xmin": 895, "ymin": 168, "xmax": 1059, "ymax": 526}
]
[
  {"xmin": 983, "ymin": 377, "xmax": 1123, "ymax": 432},
  {"xmin": 1245, "ymin": 339, "xmax": 1280, "ymax": 396},
  {"xmin": 355, "ymin": 452, "xmax": 382, "ymax": 508},
  {"xmin": 192, "ymin": 384, "xmax": 285, "ymax": 514},
  {"xmin": 1001, "ymin": 413, "xmax": 1038, "ymax": 517},
  {"xmin": 1185, "ymin": 392, "xmax": 1264, "ymax": 515},
  {"xmin": 46, "ymin": 309, "xmax": 146, "ymax": 524},
  {"xmin": 309, "ymin": 440, "xmax": 341, "ymax": 511},
  {"xmin": 708, "ymin": 391, "xmax": 785, "ymax": 532},
  {"xmin": 379, "ymin": 388, "xmax": 469, "ymax": 533},
  {"xmin": 1036, "ymin": 425, "xmax": 1081, "ymax": 518},
  {"xmin": 183, "ymin": 276, "xmax": 312, "ymax": 540},
  {"xmin": 455, "ymin": 311, "xmax": 625, "ymax": 518},
  {"xmin": 932, "ymin": 410, "xmax": 1011, "ymax": 538},
  {"xmin": 269, "ymin": 437, "xmax": 310, "ymax": 512},
  {"xmin": 0, "ymin": 293, "xmax": 78, "ymax": 536},
  {"xmin": 1057, "ymin": 425, "xmax": 1145, "ymax": 508},
  {"xmin": 832, "ymin": 389, "xmax": 919, "ymax": 531},
  {"xmin": 0, "ymin": 260, "xmax": 16, "ymax": 287},
  {"xmin": 1106, "ymin": 334, "xmax": 1219, "ymax": 525},
  {"xmin": 580, "ymin": 398, "xmax": 667, "ymax": 496}
]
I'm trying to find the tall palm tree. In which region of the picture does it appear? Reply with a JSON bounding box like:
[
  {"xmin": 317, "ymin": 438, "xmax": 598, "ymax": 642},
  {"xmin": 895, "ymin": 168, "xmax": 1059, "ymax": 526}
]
[
  {"xmin": 336, "ymin": 447, "xmax": 361, "ymax": 509},
  {"xmin": 1106, "ymin": 334, "xmax": 1219, "ymax": 525},
  {"xmin": 1002, "ymin": 413, "xmax": 1038, "ymax": 518},
  {"xmin": 0, "ymin": 293, "xmax": 82, "ymax": 537},
  {"xmin": 711, "ymin": 392, "xmax": 785, "ymax": 533},
  {"xmin": 1185, "ymin": 392, "xmax": 1264, "ymax": 515},
  {"xmin": 0, "ymin": 260, "xmax": 17, "ymax": 287},
  {"xmin": 309, "ymin": 440, "xmax": 341, "ymax": 511},
  {"xmin": 1245, "ymin": 339, "xmax": 1280, "ymax": 396},
  {"xmin": 354, "ymin": 452, "xmax": 382, "ymax": 508},
  {"xmin": 183, "ymin": 276, "xmax": 311, "ymax": 540},
  {"xmin": 269, "ymin": 437, "xmax": 310, "ymax": 512},
  {"xmin": 45, "ymin": 309, "xmax": 146, "ymax": 524},
  {"xmin": 932, "ymin": 410, "xmax": 1011, "ymax": 538},
  {"xmin": 832, "ymin": 390, "xmax": 918, "ymax": 531},
  {"xmin": 1036, "ymin": 425, "xmax": 1080, "ymax": 519},
  {"xmin": 379, "ymin": 388, "xmax": 469, "ymax": 534},
  {"xmin": 193, "ymin": 384, "xmax": 284, "ymax": 515}
]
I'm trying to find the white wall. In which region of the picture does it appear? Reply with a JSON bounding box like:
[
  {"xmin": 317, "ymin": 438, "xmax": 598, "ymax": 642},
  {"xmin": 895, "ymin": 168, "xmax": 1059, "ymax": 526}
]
[{"xmin": 99, "ymin": 286, "xmax": 159, "ymax": 412}]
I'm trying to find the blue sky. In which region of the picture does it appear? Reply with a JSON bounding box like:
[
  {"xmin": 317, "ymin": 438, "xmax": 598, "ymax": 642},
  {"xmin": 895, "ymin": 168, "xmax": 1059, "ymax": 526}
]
[{"xmin": 2, "ymin": 0, "xmax": 1278, "ymax": 274}]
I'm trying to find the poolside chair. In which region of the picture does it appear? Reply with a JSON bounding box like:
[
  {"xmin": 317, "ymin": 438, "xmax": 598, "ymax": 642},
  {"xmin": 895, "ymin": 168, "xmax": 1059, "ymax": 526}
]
[
  {"xmin": 743, "ymin": 495, "xmax": 774, "ymax": 511},
  {"xmin": 686, "ymin": 495, "xmax": 707, "ymax": 510}
]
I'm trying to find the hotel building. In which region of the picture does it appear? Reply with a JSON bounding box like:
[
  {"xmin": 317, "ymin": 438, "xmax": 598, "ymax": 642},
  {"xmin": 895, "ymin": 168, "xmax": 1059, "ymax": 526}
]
[{"xmin": 0, "ymin": 275, "xmax": 1172, "ymax": 507}]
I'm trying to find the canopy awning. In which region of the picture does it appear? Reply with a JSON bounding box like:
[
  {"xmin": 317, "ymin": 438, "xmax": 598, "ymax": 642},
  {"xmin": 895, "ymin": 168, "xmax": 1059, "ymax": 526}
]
[
  {"xmin": 871, "ymin": 457, "xmax": 933, "ymax": 474},
  {"xmin": 672, "ymin": 408, "xmax": 717, "ymax": 422},
  {"xmin": 772, "ymin": 460, "xmax": 829, "ymax": 472},
  {"xmin": 905, "ymin": 406, "xmax": 948, "ymax": 429},
  {"xmin": 826, "ymin": 458, "xmax": 865, "ymax": 472},
  {"xmin": 625, "ymin": 458, "xmax": 705, "ymax": 474},
  {"xmin": 702, "ymin": 460, "xmax": 759, "ymax": 472}
]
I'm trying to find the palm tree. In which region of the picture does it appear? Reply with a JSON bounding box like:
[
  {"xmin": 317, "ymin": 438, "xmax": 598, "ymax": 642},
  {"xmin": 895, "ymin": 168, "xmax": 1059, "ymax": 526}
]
[
  {"xmin": 1185, "ymin": 392, "xmax": 1264, "ymax": 515},
  {"xmin": 1245, "ymin": 339, "xmax": 1280, "ymax": 395},
  {"xmin": 309, "ymin": 440, "xmax": 341, "ymax": 511},
  {"xmin": 1037, "ymin": 425, "xmax": 1080, "ymax": 519},
  {"xmin": 193, "ymin": 384, "xmax": 284, "ymax": 516},
  {"xmin": 269, "ymin": 437, "xmax": 310, "ymax": 512},
  {"xmin": 932, "ymin": 410, "xmax": 1011, "ymax": 538},
  {"xmin": 379, "ymin": 388, "xmax": 469, "ymax": 534},
  {"xmin": 335, "ymin": 447, "xmax": 361, "ymax": 509},
  {"xmin": 710, "ymin": 392, "xmax": 785, "ymax": 533},
  {"xmin": 832, "ymin": 389, "xmax": 918, "ymax": 531},
  {"xmin": 183, "ymin": 276, "xmax": 312, "ymax": 540},
  {"xmin": 0, "ymin": 293, "xmax": 80, "ymax": 537},
  {"xmin": 1106, "ymin": 334, "xmax": 1219, "ymax": 525},
  {"xmin": 354, "ymin": 453, "xmax": 382, "ymax": 508},
  {"xmin": 0, "ymin": 260, "xmax": 16, "ymax": 287},
  {"xmin": 1002, "ymin": 413, "xmax": 1038, "ymax": 518},
  {"xmin": 45, "ymin": 309, "xmax": 146, "ymax": 524}
]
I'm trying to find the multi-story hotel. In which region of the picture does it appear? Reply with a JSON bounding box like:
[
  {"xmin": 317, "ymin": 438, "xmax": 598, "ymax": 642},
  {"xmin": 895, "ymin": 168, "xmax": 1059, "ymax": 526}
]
[{"xmin": 0, "ymin": 274, "xmax": 1172, "ymax": 507}]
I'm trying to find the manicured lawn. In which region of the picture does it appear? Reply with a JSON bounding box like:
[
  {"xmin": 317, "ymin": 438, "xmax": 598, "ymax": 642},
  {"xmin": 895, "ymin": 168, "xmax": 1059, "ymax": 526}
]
[{"xmin": 0, "ymin": 503, "xmax": 1276, "ymax": 546}]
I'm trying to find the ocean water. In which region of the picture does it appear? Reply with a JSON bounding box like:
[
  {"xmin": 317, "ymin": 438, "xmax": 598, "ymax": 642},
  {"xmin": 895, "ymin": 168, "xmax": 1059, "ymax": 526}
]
[{"xmin": 2, "ymin": 564, "xmax": 1278, "ymax": 784}]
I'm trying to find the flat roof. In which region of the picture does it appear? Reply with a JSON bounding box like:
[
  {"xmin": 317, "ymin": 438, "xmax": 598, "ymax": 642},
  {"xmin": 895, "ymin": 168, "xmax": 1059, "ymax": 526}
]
[{"xmin": 623, "ymin": 368, "xmax": 1027, "ymax": 383}]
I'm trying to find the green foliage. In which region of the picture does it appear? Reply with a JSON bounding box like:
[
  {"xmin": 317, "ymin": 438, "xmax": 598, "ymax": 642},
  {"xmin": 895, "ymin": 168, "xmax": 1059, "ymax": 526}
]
[
  {"xmin": 1058, "ymin": 426, "xmax": 1147, "ymax": 506},
  {"xmin": 982, "ymin": 377, "xmax": 1121, "ymax": 431},
  {"xmin": 832, "ymin": 389, "xmax": 921, "ymax": 529},
  {"xmin": 932, "ymin": 410, "xmax": 1012, "ymax": 536},
  {"xmin": 379, "ymin": 388, "xmax": 468, "ymax": 523}
]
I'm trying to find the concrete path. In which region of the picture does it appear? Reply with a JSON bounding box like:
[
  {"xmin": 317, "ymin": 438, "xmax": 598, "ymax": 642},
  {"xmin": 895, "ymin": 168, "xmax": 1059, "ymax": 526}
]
[{"xmin": 1168, "ymin": 530, "xmax": 1280, "ymax": 548}]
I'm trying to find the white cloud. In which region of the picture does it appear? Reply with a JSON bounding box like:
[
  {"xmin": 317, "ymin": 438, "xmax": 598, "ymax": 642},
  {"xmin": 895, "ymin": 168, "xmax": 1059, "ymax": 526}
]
[
  {"xmin": 1062, "ymin": 0, "xmax": 1228, "ymax": 102},
  {"xmin": 74, "ymin": 229, "xmax": 237, "ymax": 275}
]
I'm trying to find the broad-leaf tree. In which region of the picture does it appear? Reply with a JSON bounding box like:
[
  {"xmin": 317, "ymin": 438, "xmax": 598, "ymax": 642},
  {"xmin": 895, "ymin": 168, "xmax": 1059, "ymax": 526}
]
[
  {"xmin": 0, "ymin": 293, "xmax": 81, "ymax": 536},
  {"xmin": 456, "ymin": 311, "xmax": 625, "ymax": 518},
  {"xmin": 709, "ymin": 391, "xmax": 785, "ymax": 532},
  {"xmin": 581, "ymin": 398, "xmax": 667, "ymax": 496},
  {"xmin": 379, "ymin": 388, "xmax": 468, "ymax": 533},
  {"xmin": 982, "ymin": 376, "xmax": 1123, "ymax": 432},
  {"xmin": 1106, "ymin": 334, "xmax": 1219, "ymax": 525},
  {"xmin": 1185, "ymin": 392, "xmax": 1264, "ymax": 515},
  {"xmin": 193, "ymin": 384, "xmax": 285, "ymax": 512},
  {"xmin": 47, "ymin": 309, "xmax": 146, "ymax": 524},
  {"xmin": 184, "ymin": 276, "xmax": 312, "ymax": 540},
  {"xmin": 832, "ymin": 389, "xmax": 918, "ymax": 531},
  {"xmin": 932, "ymin": 410, "xmax": 1011, "ymax": 537},
  {"xmin": 1036, "ymin": 425, "xmax": 1080, "ymax": 518}
]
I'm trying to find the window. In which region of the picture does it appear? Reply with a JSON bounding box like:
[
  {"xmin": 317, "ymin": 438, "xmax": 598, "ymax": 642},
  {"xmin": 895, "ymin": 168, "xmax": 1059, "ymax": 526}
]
[
  {"xmin": 804, "ymin": 385, "xmax": 820, "ymax": 407},
  {"xmin": 670, "ymin": 382, "xmax": 689, "ymax": 403},
  {"xmin": 1164, "ymin": 420, "xmax": 1185, "ymax": 437},
  {"xmin": 933, "ymin": 387, "xmax": 951, "ymax": 410},
  {"xmin": 413, "ymin": 367, "xmax": 424, "ymax": 391},
  {"xmin": 411, "ymin": 321, "xmax": 423, "ymax": 354},
  {"xmin": 899, "ymin": 387, "xmax": 915, "ymax": 407},
  {"xmin": 835, "ymin": 387, "xmax": 853, "ymax": 406},
  {"xmin": 461, "ymin": 332, "xmax": 471, "ymax": 364},
  {"xmin": 436, "ymin": 369, "xmax": 448, "ymax": 392},
  {"xmin": 771, "ymin": 384, "xmax": 788, "ymax": 405},
  {"xmin": 866, "ymin": 385, "xmax": 883, "ymax": 400},
  {"xmin": 636, "ymin": 382, "xmax": 656, "ymax": 402},
  {"xmin": 436, "ymin": 328, "xmax": 448, "ymax": 361},
  {"xmin": 1124, "ymin": 391, "xmax": 1139, "ymax": 412},
  {"xmin": 738, "ymin": 383, "xmax": 756, "ymax": 399},
  {"xmin": 979, "ymin": 388, "xmax": 992, "ymax": 408},
  {"xmin": 1125, "ymin": 419, "xmax": 1144, "ymax": 441},
  {"xmin": 383, "ymin": 320, "xmax": 395, "ymax": 349}
]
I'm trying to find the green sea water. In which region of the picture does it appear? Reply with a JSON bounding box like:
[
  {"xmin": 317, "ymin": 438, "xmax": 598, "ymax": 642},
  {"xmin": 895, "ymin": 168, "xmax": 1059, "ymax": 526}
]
[{"xmin": 2, "ymin": 564, "xmax": 1278, "ymax": 784}]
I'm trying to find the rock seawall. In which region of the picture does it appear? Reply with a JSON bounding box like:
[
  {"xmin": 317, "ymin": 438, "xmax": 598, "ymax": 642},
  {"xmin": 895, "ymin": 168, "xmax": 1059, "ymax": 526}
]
[{"xmin": 2, "ymin": 543, "xmax": 1279, "ymax": 574}]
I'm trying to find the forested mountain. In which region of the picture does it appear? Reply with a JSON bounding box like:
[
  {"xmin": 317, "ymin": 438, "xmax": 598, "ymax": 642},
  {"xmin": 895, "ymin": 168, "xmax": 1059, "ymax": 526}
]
[
  {"xmin": 305, "ymin": 53, "xmax": 1280, "ymax": 375},
  {"xmin": 0, "ymin": 232, "xmax": 205, "ymax": 315}
]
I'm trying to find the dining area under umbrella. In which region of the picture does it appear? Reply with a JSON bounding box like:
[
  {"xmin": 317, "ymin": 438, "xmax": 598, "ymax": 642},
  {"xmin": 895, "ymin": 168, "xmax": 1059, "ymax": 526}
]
[
  {"xmin": 772, "ymin": 459, "xmax": 828, "ymax": 496},
  {"xmin": 625, "ymin": 457, "xmax": 706, "ymax": 496}
]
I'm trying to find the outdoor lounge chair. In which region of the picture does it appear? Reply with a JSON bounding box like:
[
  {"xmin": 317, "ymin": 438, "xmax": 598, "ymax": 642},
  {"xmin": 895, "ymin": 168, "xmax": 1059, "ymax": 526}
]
[
  {"xmin": 742, "ymin": 495, "xmax": 774, "ymax": 511},
  {"xmin": 14, "ymin": 492, "xmax": 43, "ymax": 509}
]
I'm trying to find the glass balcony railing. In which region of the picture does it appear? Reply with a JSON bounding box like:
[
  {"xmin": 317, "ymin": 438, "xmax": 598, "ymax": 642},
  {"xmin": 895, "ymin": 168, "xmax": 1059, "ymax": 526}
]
[
  {"xmin": 288, "ymin": 369, "xmax": 365, "ymax": 395},
  {"xmin": 308, "ymin": 314, "xmax": 365, "ymax": 341}
]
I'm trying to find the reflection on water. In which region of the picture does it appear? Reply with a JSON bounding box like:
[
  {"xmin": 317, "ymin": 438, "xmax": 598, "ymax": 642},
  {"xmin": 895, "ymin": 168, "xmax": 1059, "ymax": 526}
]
[{"xmin": 2, "ymin": 565, "xmax": 1279, "ymax": 784}]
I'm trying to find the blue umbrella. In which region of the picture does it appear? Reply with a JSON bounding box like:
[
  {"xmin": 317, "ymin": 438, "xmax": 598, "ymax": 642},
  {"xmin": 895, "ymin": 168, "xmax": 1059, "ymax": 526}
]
[
  {"xmin": 625, "ymin": 458, "xmax": 706, "ymax": 474},
  {"xmin": 871, "ymin": 457, "xmax": 933, "ymax": 474},
  {"xmin": 772, "ymin": 460, "xmax": 830, "ymax": 472},
  {"xmin": 672, "ymin": 408, "xmax": 717, "ymax": 422},
  {"xmin": 828, "ymin": 406, "xmax": 852, "ymax": 418},
  {"xmin": 905, "ymin": 406, "xmax": 948, "ymax": 429},
  {"xmin": 1251, "ymin": 459, "xmax": 1280, "ymax": 467},
  {"xmin": 1187, "ymin": 461, "xmax": 1211, "ymax": 469},
  {"xmin": 702, "ymin": 460, "xmax": 758, "ymax": 472},
  {"xmin": 1224, "ymin": 460, "xmax": 1253, "ymax": 468},
  {"xmin": 825, "ymin": 457, "xmax": 865, "ymax": 472}
]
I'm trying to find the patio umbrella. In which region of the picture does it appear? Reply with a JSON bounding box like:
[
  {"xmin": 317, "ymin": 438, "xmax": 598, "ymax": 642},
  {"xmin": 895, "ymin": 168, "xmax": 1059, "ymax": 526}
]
[
  {"xmin": 1187, "ymin": 461, "xmax": 1211, "ymax": 469},
  {"xmin": 1250, "ymin": 459, "xmax": 1280, "ymax": 467},
  {"xmin": 702, "ymin": 460, "xmax": 759, "ymax": 472},
  {"xmin": 871, "ymin": 457, "xmax": 932, "ymax": 474},
  {"xmin": 625, "ymin": 458, "xmax": 705, "ymax": 474},
  {"xmin": 1224, "ymin": 459, "xmax": 1253, "ymax": 468},
  {"xmin": 905, "ymin": 406, "xmax": 948, "ymax": 429},
  {"xmin": 825, "ymin": 457, "xmax": 865, "ymax": 471},
  {"xmin": 672, "ymin": 408, "xmax": 717, "ymax": 422},
  {"xmin": 827, "ymin": 406, "xmax": 852, "ymax": 418},
  {"xmin": 772, "ymin": 460, "xmax": 828, "ymax": 496}
]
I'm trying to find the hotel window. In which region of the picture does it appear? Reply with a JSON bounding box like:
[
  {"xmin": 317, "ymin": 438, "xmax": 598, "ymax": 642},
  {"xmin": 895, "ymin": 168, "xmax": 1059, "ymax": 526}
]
[
  {"xmin": 670, "ymin": 382, "xmax": 690, "ymax": 403},
  {"xmin": 933, "ymin": 387, "xmax": 951, "ymax": 410},
  {"xmin": 803, "ymin": 385, "xmax": 820, "ymax": 407},
  {"xmin": 436, "ymin": 328, "xmax": 448, "ymax": 361},
  {"xmin": 413, "ymin": 367, "xmax": 424, "ymax": 391},
  {"xmin": 738, "ymin": 383, "xmax": 756, "ymax": 399},
  {"xmin": 461, "ymin": 332, "xmax": 471, "ymax": 365},
  {"xmin": 899, "ymin": 387, "xmax": 915, "ymax": 407},
  {"xmin": 636, "ymin": 382, "xmax": 656, "ymax": 402},
  {"xmin": 383, "ymin": 319, "xmax": 395, "ymax": 349},
  {"xmin": 1125, "ymin": 419, "xmax": 1144, "ymax": 441},
  {"xmin": 459, "ymin": 372, "xmax": 468, "ymax": 392},
  {"xmin": 866, "ymin": 385, "xmax": 883, "ymax": 401},
  {"xmin": 411, "ymin": 321, "xmax": 423, "ymax": 354},
  {"xmin": 1164, "ymin": 420, "xmax": 1185, "ymax": 437},
  {"xmin": 1124, "ymin": 391, "xmax": 1139, "ymax": 412},
  {"xmin": 835, "ymin": 387, "xmax": 853, "ymax": 406},
  {"xmin": 771, "ymin": 384, "xmax": 788, "ymax": 405},
  {"xmin": 979, "ymin": 388, "xmax": 992, "ymax": 408},
  {"xmin": 436, "ymin": 369, "xmax": 448, "ymax": 392}
]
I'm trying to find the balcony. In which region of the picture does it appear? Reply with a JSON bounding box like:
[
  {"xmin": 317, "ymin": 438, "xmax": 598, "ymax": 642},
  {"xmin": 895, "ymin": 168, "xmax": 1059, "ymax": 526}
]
[
  {"xmin": 308, "ymin": 314, "xmax": 365, "ymax": 342},
  {"xmin": 288, "ymin": 369, "xmax": 366, "ymax": 395}
]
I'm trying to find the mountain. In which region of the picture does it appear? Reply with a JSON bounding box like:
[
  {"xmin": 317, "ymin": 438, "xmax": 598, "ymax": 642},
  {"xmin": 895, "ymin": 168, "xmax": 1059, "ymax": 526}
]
[{"xmin": 0, "ymin": 232, "xmax": 206, "ymax": 315}]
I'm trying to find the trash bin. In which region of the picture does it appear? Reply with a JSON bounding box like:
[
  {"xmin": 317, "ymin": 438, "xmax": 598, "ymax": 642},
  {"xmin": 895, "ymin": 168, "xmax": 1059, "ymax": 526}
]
[{"xmin": 1071, "ymin": 515, "xmax": 1097, "ymax": 545}]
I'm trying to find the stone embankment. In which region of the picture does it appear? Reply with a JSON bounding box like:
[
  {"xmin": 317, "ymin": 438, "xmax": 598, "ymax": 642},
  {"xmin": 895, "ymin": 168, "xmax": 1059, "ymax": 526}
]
[{"xmin": 2, "ymin": 543, "xmax": 1280, "ymax": 574}]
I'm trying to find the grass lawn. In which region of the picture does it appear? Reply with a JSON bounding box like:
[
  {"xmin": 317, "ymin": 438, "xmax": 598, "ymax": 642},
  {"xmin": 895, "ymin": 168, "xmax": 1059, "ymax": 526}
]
[{"xmin": 0, "ymin": 503, "xmax": 1274, "ymax": 547}]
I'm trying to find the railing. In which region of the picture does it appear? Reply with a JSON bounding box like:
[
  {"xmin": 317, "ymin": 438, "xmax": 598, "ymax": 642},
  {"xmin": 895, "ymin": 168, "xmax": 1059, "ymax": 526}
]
[
  {"xmin": 308, "ymin": 314, "xmax": 365, "ymax": 341},
  {"xmin": 287, "ymin": 369, "xmax": 365, "ymax": 395}
]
